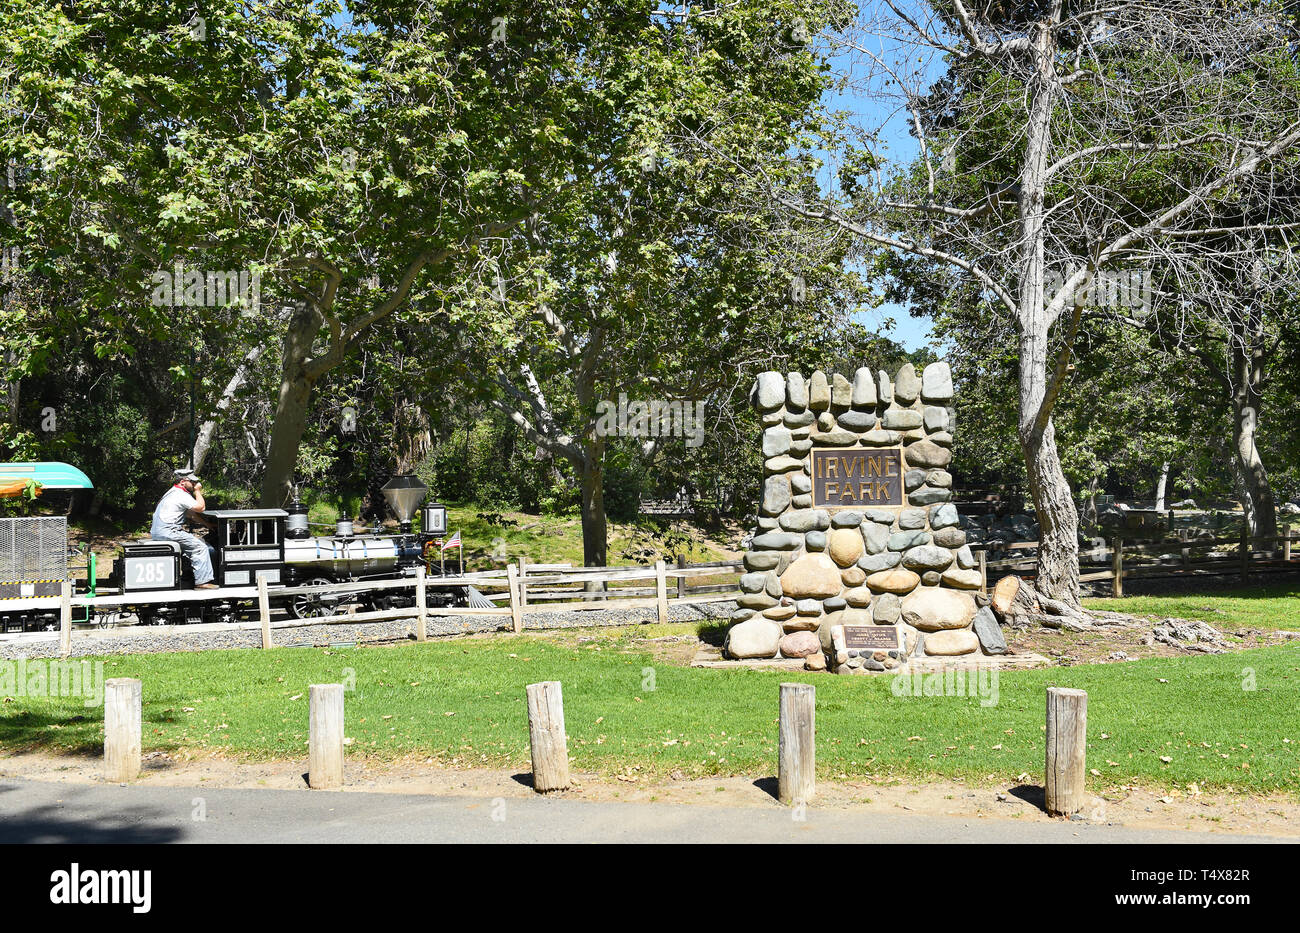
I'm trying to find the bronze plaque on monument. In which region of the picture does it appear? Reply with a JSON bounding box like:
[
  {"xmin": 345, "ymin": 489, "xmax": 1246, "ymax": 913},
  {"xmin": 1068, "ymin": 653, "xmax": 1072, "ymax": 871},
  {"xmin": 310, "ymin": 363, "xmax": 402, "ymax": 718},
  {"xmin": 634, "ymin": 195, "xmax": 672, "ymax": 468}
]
[
  {"xmin": 842, "ymin": 625, "xmax": 901, "ymax": 651},
  {"xmin": 812, "ymin": 448, "xmax": 902, "ymax": 507}
]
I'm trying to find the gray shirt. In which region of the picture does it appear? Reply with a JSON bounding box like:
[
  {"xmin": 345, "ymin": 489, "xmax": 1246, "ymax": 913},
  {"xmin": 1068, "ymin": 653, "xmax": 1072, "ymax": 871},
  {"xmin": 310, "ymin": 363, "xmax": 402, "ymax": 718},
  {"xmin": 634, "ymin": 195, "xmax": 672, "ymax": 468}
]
[{"xmin": 151, "ymin": 486, "xmax": 198, "ymax": 537}]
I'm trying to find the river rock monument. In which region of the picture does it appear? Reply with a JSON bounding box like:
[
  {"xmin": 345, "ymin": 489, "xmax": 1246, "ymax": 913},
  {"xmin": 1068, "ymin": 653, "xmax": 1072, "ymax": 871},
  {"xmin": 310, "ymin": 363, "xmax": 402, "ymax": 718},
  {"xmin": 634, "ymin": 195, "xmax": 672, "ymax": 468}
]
[{"xmin": 726, "ymin": 362, "xmax": 1004, "ymax": 673}]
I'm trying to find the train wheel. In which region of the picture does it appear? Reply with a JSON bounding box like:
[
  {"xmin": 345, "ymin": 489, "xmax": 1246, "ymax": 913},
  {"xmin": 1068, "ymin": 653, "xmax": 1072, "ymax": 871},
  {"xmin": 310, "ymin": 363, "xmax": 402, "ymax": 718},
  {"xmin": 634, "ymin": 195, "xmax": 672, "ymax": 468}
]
[{"xmin": 287, "ymin": 577, "xmax": 336, "ymax": 620}]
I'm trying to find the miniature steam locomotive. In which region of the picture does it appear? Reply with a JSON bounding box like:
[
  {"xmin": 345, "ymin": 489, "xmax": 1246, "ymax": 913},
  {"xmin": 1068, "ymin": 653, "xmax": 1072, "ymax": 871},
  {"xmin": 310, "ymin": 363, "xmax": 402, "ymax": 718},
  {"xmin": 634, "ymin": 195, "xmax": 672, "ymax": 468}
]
[{"xmin": 1, "ymin": 465, "xmax": 474, "ymax": 632}]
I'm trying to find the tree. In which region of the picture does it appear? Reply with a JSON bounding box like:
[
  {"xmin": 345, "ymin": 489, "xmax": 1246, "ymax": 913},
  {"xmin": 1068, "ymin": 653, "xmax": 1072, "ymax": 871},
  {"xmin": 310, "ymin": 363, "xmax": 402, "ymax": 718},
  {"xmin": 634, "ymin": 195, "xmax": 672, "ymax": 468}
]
[
  {"xmin": 763, "ymin": 0, "xmax": 1300, "ymax": 610},
  {"xmin": 429, "ymin": 2, "xmax": 866, "ymax": 566}
]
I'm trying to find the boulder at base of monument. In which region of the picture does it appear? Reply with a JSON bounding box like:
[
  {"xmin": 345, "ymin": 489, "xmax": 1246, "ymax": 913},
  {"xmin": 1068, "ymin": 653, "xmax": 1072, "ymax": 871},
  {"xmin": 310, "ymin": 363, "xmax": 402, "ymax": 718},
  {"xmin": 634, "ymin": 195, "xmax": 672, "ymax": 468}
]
[
  {"xmin": 725, "ymin": 617, "xmax": 782, "ymax": 659},
  {"xmin": 778, "ymin": 631, "xmax": 821, "ymax": 658}
]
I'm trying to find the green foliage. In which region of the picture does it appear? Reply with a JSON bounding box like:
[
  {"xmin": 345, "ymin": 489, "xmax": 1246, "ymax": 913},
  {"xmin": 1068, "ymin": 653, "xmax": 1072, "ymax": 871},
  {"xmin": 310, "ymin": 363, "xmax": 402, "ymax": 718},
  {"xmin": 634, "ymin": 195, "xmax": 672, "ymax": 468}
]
[{"xmin": 71, "ymin": 400, "xmax": 151, "ymax": 511}]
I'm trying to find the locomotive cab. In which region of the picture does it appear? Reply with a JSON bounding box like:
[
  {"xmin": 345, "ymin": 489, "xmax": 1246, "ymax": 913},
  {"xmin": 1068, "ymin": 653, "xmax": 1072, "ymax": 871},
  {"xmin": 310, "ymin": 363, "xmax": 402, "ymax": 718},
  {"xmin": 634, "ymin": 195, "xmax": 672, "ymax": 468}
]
[{"xmin": 204, "ymin": 509, "xmax": 288, "ymax": 587}]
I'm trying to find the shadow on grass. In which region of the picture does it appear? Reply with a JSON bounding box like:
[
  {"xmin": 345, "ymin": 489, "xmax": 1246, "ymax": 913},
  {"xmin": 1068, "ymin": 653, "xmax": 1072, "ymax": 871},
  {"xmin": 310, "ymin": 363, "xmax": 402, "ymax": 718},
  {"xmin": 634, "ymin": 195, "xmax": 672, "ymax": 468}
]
[{"xmin": 0, "ymin": 708, "xmax": 103, "ymax": 756}]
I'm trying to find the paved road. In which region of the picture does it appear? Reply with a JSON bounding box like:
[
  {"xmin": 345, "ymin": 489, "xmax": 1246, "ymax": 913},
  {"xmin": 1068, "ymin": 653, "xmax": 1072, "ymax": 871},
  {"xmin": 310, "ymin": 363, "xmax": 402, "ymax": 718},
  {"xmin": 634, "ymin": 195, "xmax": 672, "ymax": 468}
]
[{"xmin": 1, "ymin": 779, "xmax": 1293, "ymax": 843}]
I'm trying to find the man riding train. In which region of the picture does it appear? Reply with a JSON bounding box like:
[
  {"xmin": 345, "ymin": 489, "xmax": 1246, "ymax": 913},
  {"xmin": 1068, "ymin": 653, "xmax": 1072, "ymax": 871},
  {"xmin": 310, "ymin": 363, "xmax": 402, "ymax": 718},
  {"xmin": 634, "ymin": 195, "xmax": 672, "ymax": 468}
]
[{"xmin": 150, "ymin": 468, "xmax": 218, "ymax": 588}]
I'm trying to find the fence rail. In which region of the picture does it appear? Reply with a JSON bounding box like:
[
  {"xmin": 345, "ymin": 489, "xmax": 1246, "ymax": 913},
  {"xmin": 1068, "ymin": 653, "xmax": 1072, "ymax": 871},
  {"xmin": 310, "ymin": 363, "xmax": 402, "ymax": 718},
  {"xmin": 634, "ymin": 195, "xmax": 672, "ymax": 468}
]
[
  {"xmin": 33, "ymin": 555, "xmax": 744, "ymax": 654},
  {"xmin": 34, "ymin": 524, "xmax": 1297, "ymax": 653},
  {"xmin": 973, "ymin": 526, "xmax": 1300, "ymax": 596}
]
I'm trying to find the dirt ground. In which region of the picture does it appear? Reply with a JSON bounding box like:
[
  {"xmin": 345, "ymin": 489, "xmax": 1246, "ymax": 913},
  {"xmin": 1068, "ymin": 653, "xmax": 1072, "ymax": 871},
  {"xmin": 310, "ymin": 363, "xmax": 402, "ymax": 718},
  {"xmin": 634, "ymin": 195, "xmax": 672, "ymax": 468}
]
[
  {"xmin": 3, "ymin": 748, "xmax": 1296, "ymax": 838},
  {"xmin": 588, "ymin": 619, "xmax": 1299, "ymax": 670},
  {"xmin": 1003, "ymin": 623, "xmax": 1298, "ymax": 666}
]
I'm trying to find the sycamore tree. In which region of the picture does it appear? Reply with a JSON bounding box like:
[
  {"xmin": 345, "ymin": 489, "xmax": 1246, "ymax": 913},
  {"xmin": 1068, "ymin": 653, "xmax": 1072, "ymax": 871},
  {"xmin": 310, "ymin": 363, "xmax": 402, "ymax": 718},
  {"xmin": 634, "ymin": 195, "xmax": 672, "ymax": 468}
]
[
  {"xmin": 761, "ymin": 0, "xmax": 1300, "ymax": 615},
  {"xmin": 4, "ymin": 0, "xmax": 866, "ymax": 531},
  {"xmin": 406, "ymin": 2, "xmax": 866, "ymax": 566}
]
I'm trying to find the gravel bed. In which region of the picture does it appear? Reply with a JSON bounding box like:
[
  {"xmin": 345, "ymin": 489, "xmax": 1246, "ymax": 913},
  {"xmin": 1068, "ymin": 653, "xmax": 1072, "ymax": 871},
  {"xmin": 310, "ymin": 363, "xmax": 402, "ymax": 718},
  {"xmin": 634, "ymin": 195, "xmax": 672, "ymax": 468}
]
[{"xmin": 0, "ymin": 600, "xmax": 736, "ymax": 660}]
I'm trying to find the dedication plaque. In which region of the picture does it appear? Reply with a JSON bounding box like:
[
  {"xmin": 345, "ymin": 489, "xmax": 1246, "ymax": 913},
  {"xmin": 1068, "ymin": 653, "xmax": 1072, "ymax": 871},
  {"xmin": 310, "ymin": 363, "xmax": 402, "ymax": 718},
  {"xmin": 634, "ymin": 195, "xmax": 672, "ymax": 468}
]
[
  {"xmin": 842, "ymin": 625, "xmax": 901, "ymax": 651},
  {"xmin": 812, "ymin": 448, "xmax": 902, "ymax": 507}
]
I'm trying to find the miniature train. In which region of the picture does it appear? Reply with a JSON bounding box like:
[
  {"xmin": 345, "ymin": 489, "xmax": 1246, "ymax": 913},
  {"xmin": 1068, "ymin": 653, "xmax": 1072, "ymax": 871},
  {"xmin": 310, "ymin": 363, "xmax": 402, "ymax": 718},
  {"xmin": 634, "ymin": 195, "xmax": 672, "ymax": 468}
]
[{"xmin": 0, "ymin": 464, "xmax": 474, "ymax": 632}]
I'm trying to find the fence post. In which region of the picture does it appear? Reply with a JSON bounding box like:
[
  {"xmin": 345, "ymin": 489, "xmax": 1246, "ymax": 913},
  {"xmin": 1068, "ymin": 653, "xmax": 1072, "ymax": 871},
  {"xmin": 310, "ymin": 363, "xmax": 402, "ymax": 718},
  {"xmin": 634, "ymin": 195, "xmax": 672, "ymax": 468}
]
[
  {"xmin": 308, "ymin": 684, "xmax": 345, "ymax": 789},
  {"xmin": 526, "ymin": 681, "xmax": 569, "ymax": 792},
  {"xmin": 104, "ymin": 678, "xmax": 142, "ymax": 782},
  {"xmin": 257, "ymin": 574, "xmax": 273, "ymax": 649},
  {"xmin": 415, "ymin": 564, "xmax": 427, "ymax": 643},
  {"xmin": 1285, "ymin": 525, "xmax": 1292, "ymax": 563},
  {"xmin": 506, "ymin": 563, "xmax": 523, "ymax": 635},
  {"xmin": 1045, "ymin": 687, "xmax": 1088, "ymax": 817},
  {"xmin": 676, "ymin": 554, "xmax": 687, "ymax": 600},
  {"xmin": 978, "ymin": 549, "xmax": 987, "ymax": 596},
  {"xmin": 517, "ymin": 555, "xmax": 528, "ymax": 610},
  {"xmin": 1111, "ymin": 537, "xmax": 1123, "ymax": 598},
  {"xmin": 778, "ymin": 682, "xmax": 815, "ymax": 806},
  {"xmin": 59, "ymin": 579, "xmax": 73, "ymax": 658},
  {"xmin": 655, "ymin": 559, "xmax": 669, "ymax": 623}
]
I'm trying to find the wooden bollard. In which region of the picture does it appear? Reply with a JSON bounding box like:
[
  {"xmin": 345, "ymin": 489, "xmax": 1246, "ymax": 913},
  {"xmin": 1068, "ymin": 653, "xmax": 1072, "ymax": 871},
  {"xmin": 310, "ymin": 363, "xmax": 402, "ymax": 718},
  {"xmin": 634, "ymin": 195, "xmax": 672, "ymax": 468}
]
[
  {"xmin": 526, "ymin": 681, "xmax": 570, "ymax": 792},
  {"xmin": 778, "ymin": 682, "xmax": 815, "ymax": 805},
  {"xmin": 104, "ymin": 678, "xmax": 142, "ymax": 782},
  {"xmin": 308, "ymin": 684, "xmax": 345, "ymax": 789},
  {"xmin": 1111, "ymin": 537, "xmax": 1123, "ymax": 597},
  {"xmin": 1045, "ymin": 686, "xmax": 1088, "ymax": 817}
]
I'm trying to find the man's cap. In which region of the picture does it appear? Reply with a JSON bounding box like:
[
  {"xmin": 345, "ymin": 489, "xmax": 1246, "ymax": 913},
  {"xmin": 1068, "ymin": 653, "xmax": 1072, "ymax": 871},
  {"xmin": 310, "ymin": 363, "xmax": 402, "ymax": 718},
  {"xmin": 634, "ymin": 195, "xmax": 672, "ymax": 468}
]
[{"xmin": 173, "ymin": 468, "xmax": 201, "ymax": 483}]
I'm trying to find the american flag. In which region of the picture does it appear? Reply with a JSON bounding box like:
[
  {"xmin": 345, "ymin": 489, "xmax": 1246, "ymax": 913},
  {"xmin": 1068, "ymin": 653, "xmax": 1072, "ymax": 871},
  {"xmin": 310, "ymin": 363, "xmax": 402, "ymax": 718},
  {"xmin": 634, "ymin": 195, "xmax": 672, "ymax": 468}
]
[{"xmin": 440, "ymin": 530, "xmax": 462, "ymax": 551}]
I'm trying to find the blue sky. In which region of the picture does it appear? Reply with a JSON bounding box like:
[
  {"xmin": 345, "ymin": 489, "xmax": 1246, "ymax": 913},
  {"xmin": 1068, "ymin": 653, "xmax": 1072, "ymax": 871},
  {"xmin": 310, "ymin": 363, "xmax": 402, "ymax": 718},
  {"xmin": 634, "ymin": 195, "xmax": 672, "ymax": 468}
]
[{"xmin": 819, "ymin": 6, "xmax": 947, "ymax": 352}]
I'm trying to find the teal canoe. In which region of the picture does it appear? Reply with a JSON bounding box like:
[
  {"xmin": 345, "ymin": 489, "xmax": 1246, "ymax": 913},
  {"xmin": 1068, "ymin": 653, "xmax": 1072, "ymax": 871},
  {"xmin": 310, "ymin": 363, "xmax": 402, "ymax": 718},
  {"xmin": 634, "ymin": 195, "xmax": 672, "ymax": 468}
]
[{"xmin": 0, "ymin": 462, "xmax": 95, "ymax": 495}]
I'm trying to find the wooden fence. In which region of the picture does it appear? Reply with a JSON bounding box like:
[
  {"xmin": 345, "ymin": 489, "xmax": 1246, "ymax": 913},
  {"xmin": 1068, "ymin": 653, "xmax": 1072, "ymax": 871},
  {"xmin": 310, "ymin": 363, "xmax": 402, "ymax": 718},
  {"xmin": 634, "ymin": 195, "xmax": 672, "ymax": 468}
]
[
  {"xmin": 36, "ymin": 525, "xmax": 1300, "ymax": 654},
  {"xmin": 41, "ymin": 556, "xmax": 744, "ymax": 654},
  {"xmin": 974, "ymin": 525, "xmax": 1300, "ymax": 597}
]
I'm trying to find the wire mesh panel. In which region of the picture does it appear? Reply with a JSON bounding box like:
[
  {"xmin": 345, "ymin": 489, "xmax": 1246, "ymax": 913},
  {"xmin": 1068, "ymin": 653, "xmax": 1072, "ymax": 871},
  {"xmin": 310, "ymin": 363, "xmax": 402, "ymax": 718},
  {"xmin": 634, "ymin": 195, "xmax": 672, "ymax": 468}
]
[{"xmin": 0, "ymin": 517, "xmax": 68, "ymax": 583}]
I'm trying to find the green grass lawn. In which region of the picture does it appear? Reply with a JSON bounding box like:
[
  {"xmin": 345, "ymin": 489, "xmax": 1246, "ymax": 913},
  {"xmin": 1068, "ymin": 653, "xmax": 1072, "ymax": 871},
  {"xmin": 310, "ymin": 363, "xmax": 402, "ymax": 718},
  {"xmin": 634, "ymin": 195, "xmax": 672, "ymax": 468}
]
[
  {"xmin": 1086, "ymin": 580, "xmax": 1300, "ymax": 632},
  {"xmin": 4, "ymin": 632, "xmax": 1297, "ymax": 793}
]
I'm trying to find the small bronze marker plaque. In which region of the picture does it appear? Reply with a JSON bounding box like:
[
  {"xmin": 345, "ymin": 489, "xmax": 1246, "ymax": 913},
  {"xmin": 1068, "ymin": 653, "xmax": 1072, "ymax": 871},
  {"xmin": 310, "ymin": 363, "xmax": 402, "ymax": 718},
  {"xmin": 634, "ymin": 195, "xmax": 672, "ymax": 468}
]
[
  {"xmin": 811, "ymin": 448, "xmax": 902, "ymax": 507},
  {"xmin": 842, "ymin": 625, "xmax": 900, "ymax": 651}
]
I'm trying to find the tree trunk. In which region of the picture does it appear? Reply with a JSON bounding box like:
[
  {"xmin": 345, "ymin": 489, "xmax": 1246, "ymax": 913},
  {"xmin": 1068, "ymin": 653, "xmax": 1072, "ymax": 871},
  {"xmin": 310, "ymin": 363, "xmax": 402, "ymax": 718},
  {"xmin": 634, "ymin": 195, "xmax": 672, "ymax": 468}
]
[
  {"xmin": 1231, "ymin": 343, "xmax": 1276, "ymax": 544},
  {"xmin": 259, "ymin": 303, "xmax": 322, "ymax": 506},
  {"xmin": 1022, "ymin": 417, "xmax": 1080, "ymax": 605},
  {"xmin": 1015, "ymin": 18, "xmax": 1081, "ymax": 608},
  {"xmin": 1082, "ymin": 475, "xmax": 1100, "ymax": 529},
  {"xmin": 579, "ymin": 437, "xmax": 607, "ymax": 568},
  {"xmin": 1154, "ymin": 461, "xmax": 1170, "ymax": 511},
  {"xmin": 192, "ymin": 344, "xmax": 264, "ymax": 473}
]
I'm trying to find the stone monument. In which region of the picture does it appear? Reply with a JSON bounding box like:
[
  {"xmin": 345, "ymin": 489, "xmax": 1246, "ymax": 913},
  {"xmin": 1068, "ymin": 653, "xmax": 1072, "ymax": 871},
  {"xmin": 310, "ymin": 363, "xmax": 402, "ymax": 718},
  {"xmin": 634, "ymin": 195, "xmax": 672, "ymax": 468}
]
[{"xmin": 725, "ymin": 362, "xmax": 1005, "ymax": 672}]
